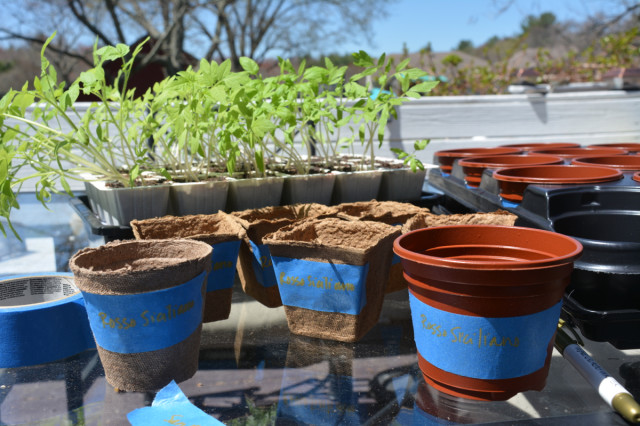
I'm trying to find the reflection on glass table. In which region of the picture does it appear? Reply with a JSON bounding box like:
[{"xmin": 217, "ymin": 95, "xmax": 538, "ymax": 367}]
[{"xmin": 1, "ymin": 289, "xmax": 639, "ymax": 425}]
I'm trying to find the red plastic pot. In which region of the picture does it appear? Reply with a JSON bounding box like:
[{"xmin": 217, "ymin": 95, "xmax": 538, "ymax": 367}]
[
  {"xmin": 493, "ymin": 165, "xmax": 623, "ymax": 202},
  {"xmin": 588, "ymin": 143, "xmax": 640, "ymax": 154},
  {"xmin": 499, "ymin": 142, "xmax": 580, "ymax": 152},
  {"xmin": 394, "ymin": 225, "xmax": 583, "ymax": 401},
  {"xmin": 433, "ymin": 147, "xmax": 522, "ymax": 174},
  {"xmin": 571, "ymin": 155, "xmax": 640, "ymax": 171},
  {"xmin": 634, "ymin": 172, "xmax": 640, "ymax": 183},
  {"xmin": 530, "ymin": 147, "xmax": 628, "ymax": 160},
  {"xmin": 458, "ymin": 154, "xmax": 564, "ymax": 187}
]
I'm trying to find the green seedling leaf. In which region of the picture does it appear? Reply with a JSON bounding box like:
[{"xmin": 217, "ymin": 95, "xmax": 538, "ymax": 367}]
[{"xmin": 239, "ymin": 57, "xmax": 260, "ymax": 75}]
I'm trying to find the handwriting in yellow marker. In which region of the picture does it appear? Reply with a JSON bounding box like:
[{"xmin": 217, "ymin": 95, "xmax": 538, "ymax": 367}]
[
  {"xmin": 98, "ymin": 300, "xmax": 195, "ymax": 330},
  {"xmin": 213, "ymin": 260, "xmax": 233, "ymax": 271},
  {"xmin": 420, "ymin": 314, "xmax": 520, "ymax": 348},
  {"xmin": 163, "ymin": 414, "xmax": 200, "ymax": 425},
  {"xmin": 279, "ymin": 272, "xmax": 355, "ymax": 292}
]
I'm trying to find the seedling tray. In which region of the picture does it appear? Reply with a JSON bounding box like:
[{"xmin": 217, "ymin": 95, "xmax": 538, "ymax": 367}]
[
  {"xmin": 428, "ymin": 166, "xmax": 640, "ymax": 349},
  {"xmin": 69, "ymin": 196, "xmax": 135, "ymax": 242}
]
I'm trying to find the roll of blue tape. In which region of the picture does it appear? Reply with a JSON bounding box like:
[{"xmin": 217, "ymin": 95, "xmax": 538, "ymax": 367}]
[{"xmin": 0, "ymin": 273, "xmax": 96, "ymax": 368}]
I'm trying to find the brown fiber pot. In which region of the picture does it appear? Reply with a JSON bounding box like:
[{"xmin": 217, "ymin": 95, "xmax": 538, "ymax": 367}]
[
  {"xmin": 433, "ymin": 147, "xmax": 522, "ymax": 174},
  {"xmin": 458, "ymin": 155, "xmax": 564, "ymax": 187},
  {"xmin": 393, "ymin": 225, "xmax": 582, "ymax": 401},
  {"xmin": 498, "ymin": 142, "xmax": 580, "ymax": 152},
  {"xmin": 130, "ymin": 213, "xmax": 245, "ymax": 323},
  {"xmin": 530, "ymin": 147, "xmax": 628, "ymax": 161},
  {"xmin": 492, "ymin": 165, "xmax": 623, "ymax": 202},
  {"xmin": 570, "ymin": 155, "xmax": 640, "ymax": 171},
  {"xmin": 265, "ymin": 218, "xmax": 400, "ymax": 342},
  {"xmin": 230, "ymin": 204, "xmax": 337, "ymax": 308},
  {"xmin": 69, "ymin": 239, "xmax": 212, "ymax": 392}
]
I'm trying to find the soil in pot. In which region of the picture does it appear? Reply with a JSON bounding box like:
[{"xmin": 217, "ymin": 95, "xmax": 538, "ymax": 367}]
[
  {"xmin": 458, "ymin": 154, "xmax": 564, "ymax": 187},
  {"xmin": 493, "ymin": 165, "xmax": 623, "ymax": 203},
  {"xmin": 433, "ymin": 147, "xmax": 523, "ymax": 174},
  {"xmin": 69, "ymin": 239, "xmax": 212, "ymax": 392},
  {"xmin": 394, "ymin": 225, "xmax": 582, "ymax": 401},
  {"xmin": 230, "ymin": 204, "xmax": 338, "ymax": 308},
  {"xmin": 264, "ymin": 217, "xmax": 400, "ymax": 342},
  {"xmin": 129, "ymin": 213, "xmax": 245, "ymax": 323}
]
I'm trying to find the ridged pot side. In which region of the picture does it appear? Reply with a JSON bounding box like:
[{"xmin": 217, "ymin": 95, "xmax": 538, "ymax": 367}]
[{"xmin": 393, "ymin": 225, "xmax": 582, "ymax": 401}]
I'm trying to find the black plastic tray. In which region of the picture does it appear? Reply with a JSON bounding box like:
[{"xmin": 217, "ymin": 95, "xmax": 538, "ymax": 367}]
[
  {"xmin": 69, "ymin": 196, "xmax": 134, "ymax": 242},
  {"xmin": 68, "ymin": 191, "xmax": 454, "ymax": 243},
  {"xmin": 428, "ymin": 166, "xmax": 640, "ymax": 349}
]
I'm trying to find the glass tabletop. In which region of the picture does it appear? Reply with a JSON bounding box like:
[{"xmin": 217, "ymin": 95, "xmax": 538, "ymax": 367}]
[{"xmin": 1, "ymin": 288, "xmax": 638, "ymax": 425}]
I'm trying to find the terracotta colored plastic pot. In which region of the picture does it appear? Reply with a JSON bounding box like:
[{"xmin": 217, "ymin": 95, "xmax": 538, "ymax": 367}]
[
  {"xmin": 393, "ymin": 225, "xmax": 583, "ymax": 401},
  {"xmin": 571, "ymin": 155, "xmax": 640, "ymax": 171},
  {"xmin": 634, "ymin": 172, "xmax": 640, "ymax": 183},
  {"xmin": 458, "ymin": 154, "xmax": 564, "ymax": 187},
  {"xmin": 530, "ymin": 147, "xmax": 628, "ymax": 160},
  {"xmin": 493, "ymin": 165, "xmax": 623, "ymax": 202},
  {"xmin": 433, "ymin": 147, "xmax": 522, "ymax": 174},
  {"xmin": 588, "ymin": 143, "xmax": 640, "ymax": 154},
  {"xmin": 499, "ymin": 142, "xmax": 580, "ymax": 152}
]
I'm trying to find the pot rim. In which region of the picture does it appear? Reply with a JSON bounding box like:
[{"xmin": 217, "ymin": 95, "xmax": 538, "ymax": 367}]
[
  {"xmin": 434, "ymin": 147, "xmax": 523, "ymax": 159},
  {"xmin": 529, "ymin": 147, "xmax": 629, "ymax": 157},
  {"xmin": 492, "ymin": 164, "xmax": 623, "ymax": 184},
  {"xmin": 393, "ymin": 225, "xmax": 583, "ymax": 270},
  {"xmin": 458, "ymin": 154, "xmax": 565, "ymax": 168},
  {"xmin": 570, "ymin": 155, "xmax": 640, "ymax": 170}
]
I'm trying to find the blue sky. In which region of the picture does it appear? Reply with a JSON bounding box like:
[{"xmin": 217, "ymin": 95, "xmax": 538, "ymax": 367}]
[{"xmin": 335, "ymin": 0, "xmax": 622, "ymax": 55}]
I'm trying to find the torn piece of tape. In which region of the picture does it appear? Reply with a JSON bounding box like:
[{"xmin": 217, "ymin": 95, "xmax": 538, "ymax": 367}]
[
  {"xmin": 127, "ymin": 380, "xmax": 225, "ymax": 425},
  {"xmin": 0, "ymin": 273, "xmax": 96, "ymax": 368}
]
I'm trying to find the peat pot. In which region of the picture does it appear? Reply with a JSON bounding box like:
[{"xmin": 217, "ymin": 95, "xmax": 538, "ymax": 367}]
[
  {"xmin": 393, "ymin": 225, "xmax": 583, "ymax": 401},
  {"xmin": 69, "ymin": 239, "xmax": 212, "ymax": 391},
  {"xmin": 492, "ymin": 165, "xmax": 623, "ymax": 203},
  {"xmin": 130, "ymin": 213, "xmax": 245, "ymax": 323}
]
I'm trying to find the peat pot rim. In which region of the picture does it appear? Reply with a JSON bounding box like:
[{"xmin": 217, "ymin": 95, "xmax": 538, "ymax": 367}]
[
  {"xmin": 393, "ymin": 225, "xmax": 583, "ymax": 271},
  {"xmin": 492, "ymin": 164, "xmax": 623, "ymax": 184},
  {"xmin": 69, "ymin": 239, "xmax": 213, "ymax": 281}
]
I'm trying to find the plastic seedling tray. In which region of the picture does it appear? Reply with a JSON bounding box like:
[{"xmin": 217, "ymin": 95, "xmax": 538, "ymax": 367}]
[{"xmin": 428, "ymin": 165, "xmax": 640, "ymax": 349}]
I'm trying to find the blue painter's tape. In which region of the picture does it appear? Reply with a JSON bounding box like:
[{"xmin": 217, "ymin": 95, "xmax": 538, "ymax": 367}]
[
  {"xmin": 500, "ymin": 198, "xmax": 520, "ymax": 208},
  {"xmin": 249, "ymin": 240, "xmax": 277, "ymax": 288},
  {"xmin": 409, "ymin": 293, "xmax": 561, "ymax": 380},
  {"xmin": 128, "ymin": 380, "xmax": 224, "ymax": 425},
  {"xmin": 271, "ymin": 256, "xmax": 369, "ymax": 315},
  {"xmin": 81, "ymin": 271, "xmax": 205, "ymax": 354},
  {"xmin": 277, "ymin": 367, "xmax": 360, "ymax": 426},
  {"xmin": 0, "ymin": 273, "xmax": 95, "ymax": 368},
  {"xmin": 207, "ymin": 240, "xmax": 241, "ymax": 291}
]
